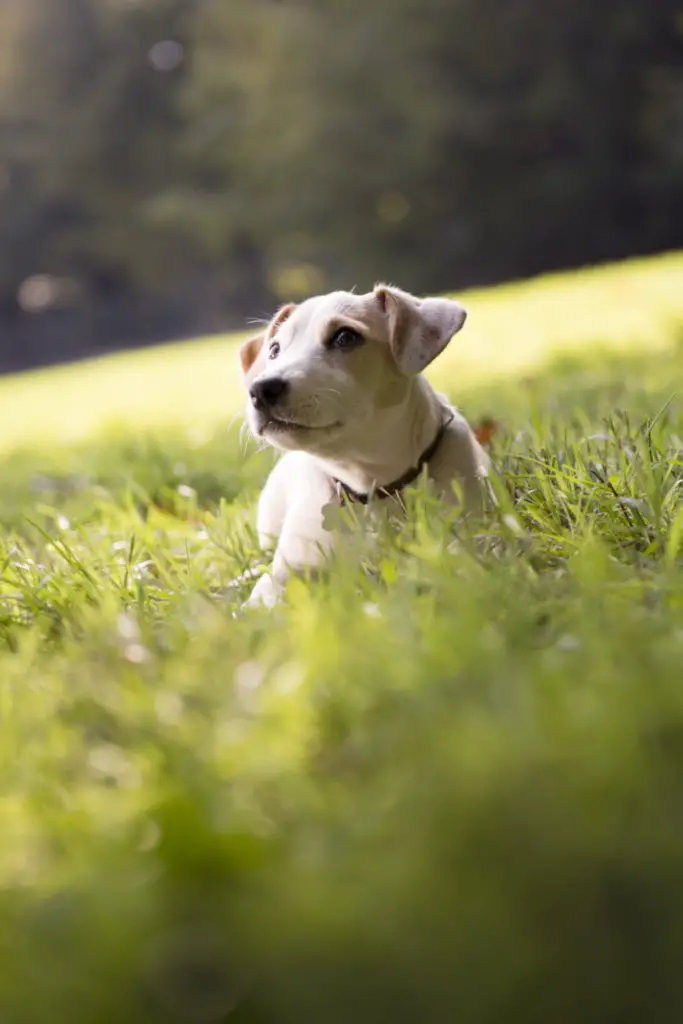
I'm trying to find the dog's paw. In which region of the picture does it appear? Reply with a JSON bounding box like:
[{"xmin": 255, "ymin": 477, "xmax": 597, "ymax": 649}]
[{"xmin": 242, "ymin": 571, "xmax": 284, "ymax": 610}]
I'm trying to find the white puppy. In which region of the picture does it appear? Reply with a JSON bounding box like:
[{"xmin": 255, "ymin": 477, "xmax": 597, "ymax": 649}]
[{"xmin": 238, "ymin": 284, "xmax": 489, "ymax": 607}]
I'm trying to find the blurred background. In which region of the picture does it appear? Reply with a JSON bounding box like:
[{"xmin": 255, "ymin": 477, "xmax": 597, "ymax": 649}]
[{"xmin": 0, "ymin": 0, "xmax": 682, "ymax": 374}]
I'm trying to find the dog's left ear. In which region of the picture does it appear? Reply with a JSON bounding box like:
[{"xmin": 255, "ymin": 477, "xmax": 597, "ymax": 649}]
[
  {"xmin": 239, "ymin": 303, "xmax": 297, "ymax": 375},
  {"xmin": 374, "ymin": 284, "xmax": 467, "ymax": 375},
  {"xmin": 238, "ymin": 332, "xmax": 266, "ymax": 375}
]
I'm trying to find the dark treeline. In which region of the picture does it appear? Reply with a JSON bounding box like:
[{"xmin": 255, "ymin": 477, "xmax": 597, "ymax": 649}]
[{"xmin": 0, "ymin": 0, "xmax": 682, "ymax": 372}]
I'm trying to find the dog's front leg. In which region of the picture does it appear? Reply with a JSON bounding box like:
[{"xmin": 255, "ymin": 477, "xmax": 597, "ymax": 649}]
[
  {"xmin": 244, "ymin": 455, "xmax": 337, "ymax": 609},
  {"xmin": 239, "ymin": 458, "xmax": 289, "ymax": 608},
  {"xmin": 242, "ymin": 567, "xmax": 284, "ymax": 609},
  {"xmin": 244, "ymin": 500, "xmax": 336, "ymax": 609}
]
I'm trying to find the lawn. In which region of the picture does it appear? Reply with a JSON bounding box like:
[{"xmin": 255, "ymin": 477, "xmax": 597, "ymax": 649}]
[{"xmin": 2, "ymin": 250, "xmax": 683, "ymax": 1023}]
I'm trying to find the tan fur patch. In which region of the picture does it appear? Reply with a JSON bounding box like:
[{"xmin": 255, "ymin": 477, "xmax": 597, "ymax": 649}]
[{"xmin": 239, "ymin": 333, "xmax": 265, "ymax": 374}]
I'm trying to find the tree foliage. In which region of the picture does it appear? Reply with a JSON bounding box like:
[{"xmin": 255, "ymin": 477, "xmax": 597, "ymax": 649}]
[{"xmin": 0, "ymin": 0, "xmax": 682, "ymax": 368}]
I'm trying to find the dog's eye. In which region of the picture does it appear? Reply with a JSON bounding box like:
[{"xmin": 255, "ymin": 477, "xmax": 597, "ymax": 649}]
[
  {"xmin": 329, "ymin": 328, "xmax": 363, "ymax": 352},
  {"xmin": 268, "ymin": 342, "xmax": 280, "ymax": 360}
]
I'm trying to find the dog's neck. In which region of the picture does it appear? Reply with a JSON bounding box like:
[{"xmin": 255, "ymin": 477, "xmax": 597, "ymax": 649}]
[{"xmin": 316, "ymin": 376, "xmax": 445, "ymax": 494}]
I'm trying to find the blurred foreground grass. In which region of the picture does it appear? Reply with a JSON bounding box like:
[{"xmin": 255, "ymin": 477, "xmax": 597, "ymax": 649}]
[{"xmin": 2, "ymin": 253, "xmax": 683, "ymax": 1022}]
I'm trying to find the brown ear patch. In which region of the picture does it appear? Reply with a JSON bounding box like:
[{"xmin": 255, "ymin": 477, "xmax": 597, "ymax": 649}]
[
  {"xmin": 375, "ymin": 285, "xmax": 417, "ymax": 367},
  {"xmin": 239, "ymin": 333, "xmax": 265, "ymax": 374},
  {"xmin": 271, "ymin": 302, "xmax": 296, "ymax": 333}
]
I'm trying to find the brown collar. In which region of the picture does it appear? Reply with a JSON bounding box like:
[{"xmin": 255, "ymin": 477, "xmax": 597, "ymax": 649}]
[{"xmin": 332, "ymin": 410, "xmax": 454, "ymax": 505}]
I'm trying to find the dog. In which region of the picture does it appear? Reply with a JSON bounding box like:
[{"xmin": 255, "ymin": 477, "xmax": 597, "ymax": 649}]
[{"xmin": 238, "ymin": 284, "xmax": 489, "ymax": 608}]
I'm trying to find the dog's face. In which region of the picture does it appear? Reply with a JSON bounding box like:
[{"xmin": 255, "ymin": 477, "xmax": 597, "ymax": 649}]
[{"xmin": 239, "ymin": 285, "xmax": 467, "ymax": 457}]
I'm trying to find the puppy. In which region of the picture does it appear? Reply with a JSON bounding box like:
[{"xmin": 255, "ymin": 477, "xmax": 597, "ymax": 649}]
[{"xmin": 238, "ymin": 284, "xmax": 489, "ymax": 608}]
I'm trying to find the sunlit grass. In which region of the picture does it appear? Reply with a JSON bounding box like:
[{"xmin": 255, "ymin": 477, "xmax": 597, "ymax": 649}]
[{"xmin": 1, "ymin": 250, "xmax": 681, "ymax": 454}]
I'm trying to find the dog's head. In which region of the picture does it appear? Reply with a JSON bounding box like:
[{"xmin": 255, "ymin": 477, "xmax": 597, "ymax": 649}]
[{"xmin": 239, "ymin": 285, "xmax": 467, "ymax": 456}]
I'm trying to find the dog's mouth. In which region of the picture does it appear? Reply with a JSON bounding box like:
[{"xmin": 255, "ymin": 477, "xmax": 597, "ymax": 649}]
[{"xmin": 258, "ymin": 415, "xmax": 342, "ymax": 436}]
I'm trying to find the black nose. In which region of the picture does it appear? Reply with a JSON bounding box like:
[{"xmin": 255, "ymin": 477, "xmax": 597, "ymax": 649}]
[{"xmin": 249, "ymin": 377, "xmax": 289, "ymax": 411}]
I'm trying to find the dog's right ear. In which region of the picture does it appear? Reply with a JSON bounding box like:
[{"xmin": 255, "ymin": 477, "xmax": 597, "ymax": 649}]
[
  {"xmin": 238, "ymin": 332, "xmax": 265, "ymax": 375},
  {"xmin": 375, "ymin": 284, "xmax": 467, "ymax": 375}
]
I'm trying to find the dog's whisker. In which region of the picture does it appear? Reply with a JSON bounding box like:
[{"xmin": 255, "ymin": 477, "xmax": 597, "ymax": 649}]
[
  {"xmin": 239, "ymin": 420, "xmax": 255, "ymax": 457},
  {"xmin": 313, "ymin": 387, "xmax": 345, "ymax": 413},
  {"xmin": 238, "ymin": 418, "xmax": 250, "ymax": 451},
  {"xmin": 226, "ymin": 410, "xmax": 244, "ymax": 433}
]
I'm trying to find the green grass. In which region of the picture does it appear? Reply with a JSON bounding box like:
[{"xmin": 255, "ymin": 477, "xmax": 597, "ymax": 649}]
[{"xmin": 2, "ymin": 250, "xmax": 683, "ymax": 1022}]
